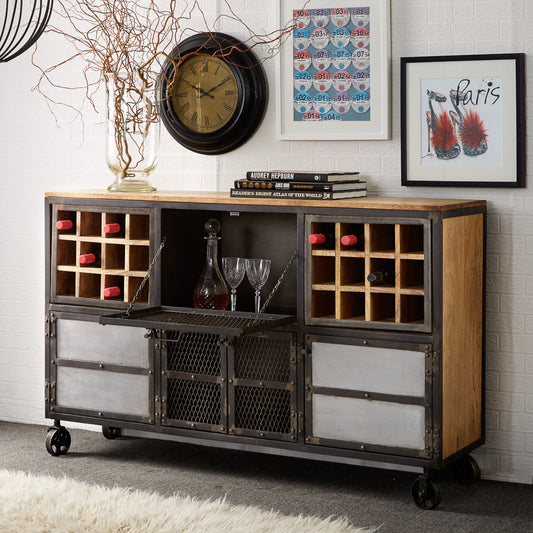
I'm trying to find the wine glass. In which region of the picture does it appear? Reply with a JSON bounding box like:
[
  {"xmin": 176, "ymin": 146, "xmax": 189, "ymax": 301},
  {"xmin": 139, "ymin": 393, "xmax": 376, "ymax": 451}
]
[
  {"xmin": 245, "ymin": 258, "xmax": 271, "ymax": 314},
  {"xmin": 222, "ymin": 257, "xmax": 246, "ymax": 312}
]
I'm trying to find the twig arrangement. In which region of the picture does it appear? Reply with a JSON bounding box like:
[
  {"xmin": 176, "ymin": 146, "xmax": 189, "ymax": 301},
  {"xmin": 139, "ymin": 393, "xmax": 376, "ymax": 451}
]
[{"xmin": 32, "ymin": 0, "xmax": 299, "ymax": 179}]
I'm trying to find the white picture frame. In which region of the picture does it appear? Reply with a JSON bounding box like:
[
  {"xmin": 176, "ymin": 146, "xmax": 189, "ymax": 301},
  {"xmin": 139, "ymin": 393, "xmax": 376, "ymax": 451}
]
[{"xmin": 276, "ymin": 0, "xmax": 391, "ymax": 140}]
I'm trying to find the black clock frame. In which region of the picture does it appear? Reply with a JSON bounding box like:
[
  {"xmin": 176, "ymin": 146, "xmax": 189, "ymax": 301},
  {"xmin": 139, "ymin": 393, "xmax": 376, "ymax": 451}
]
[{"xmin": 160, "ymin": 32, "xmax": 268, "ymax": 155}]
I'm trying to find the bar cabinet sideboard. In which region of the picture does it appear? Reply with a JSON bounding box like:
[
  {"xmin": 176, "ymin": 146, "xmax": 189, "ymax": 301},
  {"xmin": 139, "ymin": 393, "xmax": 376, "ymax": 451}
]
[{"xmin": 44, "ymin": 191, "xmax": 486, "ymax": 509}]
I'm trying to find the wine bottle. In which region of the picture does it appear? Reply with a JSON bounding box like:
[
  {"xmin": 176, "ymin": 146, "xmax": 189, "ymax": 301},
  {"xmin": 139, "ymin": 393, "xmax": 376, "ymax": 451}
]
[
  {"xmin": 103, "ymin": 286, "xmax": 121, "ymax": 298},
  {"xmin": 103, "ymin": 223, "xmax": 121, "ymax": 234},
  {"xmin": 308, "ymin": 231, "xmax": 335, "ymax": 247},
  {"xmin": 367, "ymin": 270, "xmax": 392, "ymax": 284},
  {"xmin": 341, "ymin": 233, "xmax": 363, "ymax": 247},
  {"xmin": 79, "ymin": 252, "xmax": 100, "ymax": 266},
  {"xmin": 56, "ymin": 219, "xmax": 74, "ymax": 230}
]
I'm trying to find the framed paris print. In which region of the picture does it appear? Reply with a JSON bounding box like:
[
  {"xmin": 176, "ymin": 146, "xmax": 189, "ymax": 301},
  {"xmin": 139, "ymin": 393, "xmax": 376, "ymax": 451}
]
[
  {"xmin": 401, "ymin": 54, "xmax": 526, "ymax": 187},
  {"xmin": 276, "ymin": 0, "xmax": 391, "ymax": 140}
]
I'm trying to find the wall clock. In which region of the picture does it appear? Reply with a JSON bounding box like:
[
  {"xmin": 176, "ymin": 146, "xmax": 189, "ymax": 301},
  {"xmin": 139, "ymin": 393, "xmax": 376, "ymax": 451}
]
[{"xmin": 160, "ymin": 32, "xmax": 268, "ymax": 155}]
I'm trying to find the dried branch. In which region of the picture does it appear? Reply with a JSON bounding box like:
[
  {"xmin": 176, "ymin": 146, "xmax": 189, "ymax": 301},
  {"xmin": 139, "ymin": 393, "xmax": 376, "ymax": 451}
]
[{"xmin": 31, "ymin": 0, "xmax": 301, "ymax": 180}]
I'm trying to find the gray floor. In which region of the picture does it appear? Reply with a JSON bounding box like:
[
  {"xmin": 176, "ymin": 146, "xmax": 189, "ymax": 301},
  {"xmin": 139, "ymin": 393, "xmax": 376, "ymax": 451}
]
[{"xmin": 0, "ymin": 422, "xmax": 531, "ymax": 532}]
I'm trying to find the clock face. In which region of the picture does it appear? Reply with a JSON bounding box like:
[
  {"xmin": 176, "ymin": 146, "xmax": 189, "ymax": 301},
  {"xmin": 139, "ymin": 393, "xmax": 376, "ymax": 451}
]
[
  {"xmin": 171, "ymin": 55, "xmax": 240, "ymax": 134},
  {"xmin": 160, "ymin": 32, "xmax": 267, "ymax": 155}
]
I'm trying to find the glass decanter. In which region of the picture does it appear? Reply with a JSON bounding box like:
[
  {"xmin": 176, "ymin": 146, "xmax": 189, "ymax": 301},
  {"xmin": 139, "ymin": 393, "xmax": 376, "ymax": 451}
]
[{"xmin": 193, "ymin": 219, "xmax": 229, "ymax": 310}]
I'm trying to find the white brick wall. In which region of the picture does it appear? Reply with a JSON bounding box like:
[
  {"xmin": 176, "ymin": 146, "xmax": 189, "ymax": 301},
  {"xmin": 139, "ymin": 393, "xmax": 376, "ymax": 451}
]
[{"xmin": 0, "ymin": 0, "xmax": 532, "ymax": 484}]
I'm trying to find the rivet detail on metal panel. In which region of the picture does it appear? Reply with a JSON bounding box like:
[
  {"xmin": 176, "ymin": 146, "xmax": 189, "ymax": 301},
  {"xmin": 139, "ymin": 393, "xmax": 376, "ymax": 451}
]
[{"xmin": 424, "ymin": 425, "xmax": 440, "ymax": 457}]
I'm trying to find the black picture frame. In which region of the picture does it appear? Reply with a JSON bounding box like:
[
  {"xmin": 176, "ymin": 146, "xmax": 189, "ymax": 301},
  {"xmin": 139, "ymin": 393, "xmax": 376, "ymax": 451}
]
[{"xmin": 400, "ymin": 53, "xmax": 525, "ymax": 187}]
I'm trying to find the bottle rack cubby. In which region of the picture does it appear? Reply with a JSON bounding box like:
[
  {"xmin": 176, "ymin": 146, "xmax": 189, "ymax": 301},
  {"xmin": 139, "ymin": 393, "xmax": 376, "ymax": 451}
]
[
  {"xmin": 306, "ymin": 216, "xmax": 431, "ymax": 331},
  {"xmin": 52, "ymin": 206, "xmax": 152, "ymax": 306}
]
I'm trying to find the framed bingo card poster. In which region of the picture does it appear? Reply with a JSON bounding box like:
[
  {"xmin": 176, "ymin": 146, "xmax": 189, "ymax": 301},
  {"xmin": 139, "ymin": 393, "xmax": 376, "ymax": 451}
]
[{"xmin": 276, "ymin": 0, "xmax": 390, "ymax": 140}]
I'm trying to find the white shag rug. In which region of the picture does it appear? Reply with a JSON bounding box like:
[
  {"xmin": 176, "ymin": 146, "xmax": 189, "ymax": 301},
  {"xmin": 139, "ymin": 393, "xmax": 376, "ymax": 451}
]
[{"xmin": 0, "ymin": 469, "xmax": 374, "ymax": 533}]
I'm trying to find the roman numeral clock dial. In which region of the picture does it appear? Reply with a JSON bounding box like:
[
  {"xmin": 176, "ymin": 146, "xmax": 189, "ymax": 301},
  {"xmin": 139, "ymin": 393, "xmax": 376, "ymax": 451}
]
[
  {"xmin": 172, "ymin": 56, "xmax": 239, "ymax": 134},
  {"xmin": 160, "ymin": 32, "xmax": 267, "ymax": 155}
]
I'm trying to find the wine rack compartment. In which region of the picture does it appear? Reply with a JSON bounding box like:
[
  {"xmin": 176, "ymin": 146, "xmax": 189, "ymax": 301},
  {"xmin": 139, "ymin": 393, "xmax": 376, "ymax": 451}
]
[
  {"xmin": 305, "ymin": 216, "xmax": 431, "ymax": 331},
  {"xmin": 52, "ymin": 206, "xmax": 153, "ymax": 306}
]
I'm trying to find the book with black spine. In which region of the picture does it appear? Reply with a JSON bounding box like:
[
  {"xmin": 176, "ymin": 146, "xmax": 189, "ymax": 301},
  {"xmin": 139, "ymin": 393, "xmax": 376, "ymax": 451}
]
[
  {"xmin": 246, "ymin": 170, "xmax": 360, "ymax": 183},
  {"xmin": 230, "ymin": 188, "xmax": 367, "ymax": 200},
  {"xmin": 234, "ymin": 179, "xmax": 366, "ymax": 192}
]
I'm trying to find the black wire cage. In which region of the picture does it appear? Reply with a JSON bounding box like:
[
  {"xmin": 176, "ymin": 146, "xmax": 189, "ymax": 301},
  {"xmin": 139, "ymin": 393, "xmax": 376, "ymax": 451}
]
[{"xmin": 0, "ymin": 0, "xmax": 54, "ymax": 62}]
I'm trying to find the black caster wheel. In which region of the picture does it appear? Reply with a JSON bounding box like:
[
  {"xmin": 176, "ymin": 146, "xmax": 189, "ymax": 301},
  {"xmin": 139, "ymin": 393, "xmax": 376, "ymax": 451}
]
[
  {"xmin": 45, "ymin": 426, "xmax": 71, "ymax": 456},
  {"xmin": 102, "ymin": 426, "xmax": 122, "ymax": 440},
  {"xmin": 452, "ymin": 455, "xmax": 481, "ymax": 485},
  {"xmin": 411, "ymin": 476, "xmax": 441, "ymax": 510}
]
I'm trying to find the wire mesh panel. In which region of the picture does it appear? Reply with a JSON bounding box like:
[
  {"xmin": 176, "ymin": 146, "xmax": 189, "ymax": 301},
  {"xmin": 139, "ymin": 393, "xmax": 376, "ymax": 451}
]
[
  {"xmin": 166, "ymin": 378, "xmax": 222, "ymax": 427},
  {"xmin": 234, "ymin": 386, "xmax": 292, "ymax": 435},
  {"xmin": 230, "ymin": 332, "xmax": 297, "ymax": 441},
  {"xmin": 234, "ymin": 334, "xmax": 292, "ymax": 382},
  {"xmin": 165, "ymin": 331, "xmax": 221, "ymax": 376}
]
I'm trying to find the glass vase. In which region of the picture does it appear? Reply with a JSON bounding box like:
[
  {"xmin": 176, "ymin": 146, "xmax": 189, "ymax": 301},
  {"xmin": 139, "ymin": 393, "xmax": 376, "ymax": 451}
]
[{"xmin": 105, "ymin": 71, "xmax": 160, "ymax": 192}]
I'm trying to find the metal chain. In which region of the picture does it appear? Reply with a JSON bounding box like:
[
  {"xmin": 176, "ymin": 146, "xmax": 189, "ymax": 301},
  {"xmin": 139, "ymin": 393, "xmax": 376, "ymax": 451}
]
[
  {"xmin": 249, "ymin": 249, "xmax": 298, "ymax": 326},
  {"xmin": 126, "ymin": 235, "xmax": 167, "ymax": 316}
]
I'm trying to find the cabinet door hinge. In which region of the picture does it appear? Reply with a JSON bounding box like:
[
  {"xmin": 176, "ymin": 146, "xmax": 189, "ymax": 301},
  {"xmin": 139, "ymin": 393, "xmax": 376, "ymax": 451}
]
[
  {"xmin": 305, "ymin": 380, "xmax": 314, "ymax": 401},
  {"xmin": 45, "ymin": 313, "xmax": 56, "ymax": 338},
  {"xmin": 425, "ymin": 347, "xmax": 439, "ymax": 377},
  {"xmin": 154, "ymin": 395, "xmax": 162, "ymax": 420},
  {"xmin": 45, "ymin": 380, "xmax": 56, "ymax": 404},
  {"xmin": 424, "ymin": 425, "xmax": 440, "ymax": 457}
]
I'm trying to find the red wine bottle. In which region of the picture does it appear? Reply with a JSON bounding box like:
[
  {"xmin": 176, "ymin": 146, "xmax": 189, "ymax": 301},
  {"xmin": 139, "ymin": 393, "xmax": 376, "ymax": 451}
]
[
  {"xmin": 308, "ymin": 231, "xmax": 335, "ymax": 247},
  {"xmin": 79, "ymin": 252, "xmax": 100, "ymax": 266},
  {"xmin": 367, "ymin": 270, "xmax": 392, "ymax": 284},
  {"xmin": 341, "ymin": 233, "xmax": 363, "ymax": 247},
  {"xmin": 103, "ymin": 223, "xmax": 121, "ymax": 234},
  {"xmin": 103, "ymin": 286, "xmax": 121, "ymax": 298},
  {"xmin": 56, "ymin": 219, "xmax": 74, "ymax": 230}
]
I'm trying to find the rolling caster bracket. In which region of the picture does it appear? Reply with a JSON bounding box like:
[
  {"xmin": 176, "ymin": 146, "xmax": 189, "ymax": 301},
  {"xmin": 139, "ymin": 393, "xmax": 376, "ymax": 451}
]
[
  {"xmin": 45, "ymin": 421, "xmax": 71, "ymax": 457},
  {"xmin": 452, "ymin": 454, "xmax": 481, "ymax": 485},
  {"xmin": 102, "ymin": 426, "xmax": 122, "ymax": 440},
  {"xmin": 411, "ymin": 473, "xmax": 442, "ymax": 510}
]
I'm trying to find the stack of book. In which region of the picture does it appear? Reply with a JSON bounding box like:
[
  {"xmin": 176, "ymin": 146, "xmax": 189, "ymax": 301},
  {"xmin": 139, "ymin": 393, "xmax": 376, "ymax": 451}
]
[{"xmin": 229, "ymin": 171, "xmax": 367, "ymax": 200}]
